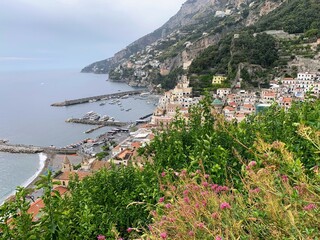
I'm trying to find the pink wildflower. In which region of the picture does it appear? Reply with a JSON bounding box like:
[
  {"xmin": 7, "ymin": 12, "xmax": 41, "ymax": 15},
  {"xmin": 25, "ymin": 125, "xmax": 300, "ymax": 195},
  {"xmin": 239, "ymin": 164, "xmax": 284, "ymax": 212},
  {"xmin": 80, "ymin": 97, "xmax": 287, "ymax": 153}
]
[
  {"xmin": 211, "ymin": 212, "xmax": 219, "ymax": 219},
  {"xmin": 184, "ymin": 197, "xmax": 190, "ymax": 204},
  {"xmin": 201, "ymin": 191, "xmax": 209, "ymax": 196},
  {"xmin": 160, "ymin": 232, "xmax": 167, "ymax": 239},
  {"xmin": 249, "ymin": 188, "xmax": 261, "ymax": 194},
  {"xmin": 165, "ymin": 203, "xmax": 172, "ymax": 209},
  {"xmin": 183, "ymin": 189, "xmax": 189, "ymax": 196},
  {"xmin": 293, "ymin": 184, "xmax": 306, "ymax": 195},
  {"xmin": 159, "ymin": 197, "xmax": 165, "ymax": 203},
  {"xmin": 97, "ymin": 235, "xmax": 106, "ymax": 240},
  {"xmin": 202, "ymin": 181, "xmax": 209, "ymax": 187},
  {"xmin": 215, "ymin": 185, "xmax": 229, "ymax": 193},
  {"xmin": 148, "ymin": 225, "xmax": 153, "ymax": 231},
  {"xmin": 249, "ymin": 161, "xmax": 257, "ymax": 167},
  {"xmin": 151, "ymin": 210, "xmax": 157, "ymax": 217},
  {"xmin": 246, "ymin": 161, "xmax": 257, "ymax": 170},
  {"xmin": 127, "ymin": 228, "xmax": 133, "ymax": 233},
  {"xmin": 202, "ymin": 200, "xmax": 207, "ymax": 207},
  {"xmin": 195, "ymin": 203, "xmax": 200, "ymax": 208},
  {"xmin": 180, "ymin": 169, "xmax": 187, "ymax": 176},
  {"xmin": 220, "ymin": 202, "xmax": 231, "ymax": 210},
  {"xmin": 193, "ymin": 185, "xmax": 200, "ymax": 191},
  {"xmin": 281, "ymin": 175, "xmax": 289, "ymax": 182},
  {"xmin": 197, "ymin": 222, "xmax": 205, "ymax": 228},
  {"xmin": 216, "ymin": 236, "xmax": 222, "ymax": 240},
  {"xmin": 303, "ymin": 203, "xmax": 317, "ymax": 211},
  {"xmin": 204, "ymin": 174, "xmax": 209, "ymax": 179},
  {"xmin": 196, "ymin": 169, "xmax": 201, "ymax": 174},
  {"xmin": 211, "ymin": 184, "xmax": 218, "ymax": 190},
  {"xmin": 161, "ymin": 172, "xmax": 166, "ymax": 177},
  {"xmin": 188, "ymin": 231, "xmax": 194, "ymax": 236}
]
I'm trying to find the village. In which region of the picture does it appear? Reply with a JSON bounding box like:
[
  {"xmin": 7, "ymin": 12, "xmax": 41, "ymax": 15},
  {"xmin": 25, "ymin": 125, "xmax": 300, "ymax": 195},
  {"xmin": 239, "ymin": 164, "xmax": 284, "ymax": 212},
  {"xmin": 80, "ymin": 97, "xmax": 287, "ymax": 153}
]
[{"xmin": 26, "ymin": 68, "xmax": 320, "ymax": 220}]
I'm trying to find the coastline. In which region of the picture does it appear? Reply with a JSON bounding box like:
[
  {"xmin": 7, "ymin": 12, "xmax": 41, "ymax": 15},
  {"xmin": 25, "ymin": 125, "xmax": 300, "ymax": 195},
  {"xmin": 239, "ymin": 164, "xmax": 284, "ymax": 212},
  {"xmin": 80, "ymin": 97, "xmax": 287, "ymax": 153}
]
[
  {"xmin": 0, "ymin": 70, "xmax": 158, "ymax": 205},
  {"xmin": 0, "ymin": 153, "xmax": 48, "ymax": 205}
]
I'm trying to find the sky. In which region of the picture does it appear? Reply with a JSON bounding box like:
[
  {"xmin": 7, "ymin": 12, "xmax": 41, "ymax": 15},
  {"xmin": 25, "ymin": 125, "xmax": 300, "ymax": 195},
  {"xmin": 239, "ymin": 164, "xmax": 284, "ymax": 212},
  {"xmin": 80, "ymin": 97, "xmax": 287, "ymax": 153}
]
[{"xmin": 0, "ymin": 0, "xmax": 186, "ymax": 71}]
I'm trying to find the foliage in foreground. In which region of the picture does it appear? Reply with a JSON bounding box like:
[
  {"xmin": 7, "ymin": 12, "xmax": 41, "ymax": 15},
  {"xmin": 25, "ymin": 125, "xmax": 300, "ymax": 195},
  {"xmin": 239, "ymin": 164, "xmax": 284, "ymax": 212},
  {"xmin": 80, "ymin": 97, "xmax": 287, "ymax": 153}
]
[
  {"xmin": 146, "ymin": 136, "xmax": 320, "ymax": 239},
  {"xmin": 0, "ymin": 99, "xmax": 319, "ymax": 239}
]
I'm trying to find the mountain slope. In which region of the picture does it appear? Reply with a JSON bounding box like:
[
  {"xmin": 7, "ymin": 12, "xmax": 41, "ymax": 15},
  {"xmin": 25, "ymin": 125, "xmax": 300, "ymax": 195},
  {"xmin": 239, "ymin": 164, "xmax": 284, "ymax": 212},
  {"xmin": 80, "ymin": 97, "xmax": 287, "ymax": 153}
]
[
  {"xmin": 81, "ymin": 0, "xmax": 250, "ymax": 74},
  {"xmin": 82, "ymin": 0, "xmax": 320, "ymax": 91}
]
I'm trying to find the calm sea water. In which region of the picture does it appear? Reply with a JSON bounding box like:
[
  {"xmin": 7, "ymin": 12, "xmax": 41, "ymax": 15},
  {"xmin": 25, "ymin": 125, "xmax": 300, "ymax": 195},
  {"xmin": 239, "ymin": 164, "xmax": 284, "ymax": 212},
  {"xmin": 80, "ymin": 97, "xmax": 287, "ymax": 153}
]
[{"xmin": 0, "ymin": 69, "xmax": 156, "ymax": 203}]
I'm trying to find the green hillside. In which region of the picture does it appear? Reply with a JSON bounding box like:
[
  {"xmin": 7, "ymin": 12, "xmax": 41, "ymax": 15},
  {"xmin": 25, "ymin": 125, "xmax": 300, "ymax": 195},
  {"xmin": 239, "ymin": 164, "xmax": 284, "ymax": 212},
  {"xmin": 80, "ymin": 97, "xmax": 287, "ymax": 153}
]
[{"xmin": 1, "ymin": 99, "xmax": 319, "ymax": 239}]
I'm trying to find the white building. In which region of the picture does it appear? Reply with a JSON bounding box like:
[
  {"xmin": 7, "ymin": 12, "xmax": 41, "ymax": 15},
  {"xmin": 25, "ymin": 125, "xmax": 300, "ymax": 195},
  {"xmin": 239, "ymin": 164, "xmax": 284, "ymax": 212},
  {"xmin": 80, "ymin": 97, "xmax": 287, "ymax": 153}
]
[{"xmin": 297, "ymin": 72, "xmax": 317, "ymax": 81}]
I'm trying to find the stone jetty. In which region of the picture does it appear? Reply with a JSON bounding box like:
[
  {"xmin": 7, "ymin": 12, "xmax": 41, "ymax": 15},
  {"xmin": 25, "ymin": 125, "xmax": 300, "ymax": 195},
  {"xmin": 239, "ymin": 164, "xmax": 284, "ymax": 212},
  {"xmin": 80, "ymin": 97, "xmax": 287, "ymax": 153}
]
[
  {"xmin": 66, "ymin": 118, "xmax": 128, "ymax": 127},
  {"xmin": 0, "ymin": 143, "xmax": 78, "ymax": 154},
  {"xmin": 51, "ymin": 90, "xmax": 144, "ymax": 107},
  {"xmin": 0, "ymin": 143, "xmax": 43, "ymax": 154}
]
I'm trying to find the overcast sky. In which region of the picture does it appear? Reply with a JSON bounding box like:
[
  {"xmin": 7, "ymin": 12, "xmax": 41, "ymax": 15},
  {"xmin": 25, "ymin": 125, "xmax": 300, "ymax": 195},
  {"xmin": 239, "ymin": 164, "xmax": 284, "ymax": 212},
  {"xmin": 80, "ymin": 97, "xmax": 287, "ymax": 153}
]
[{"xmin": 0, "ymin": 0, "xmax": 185, "ymax": 71}]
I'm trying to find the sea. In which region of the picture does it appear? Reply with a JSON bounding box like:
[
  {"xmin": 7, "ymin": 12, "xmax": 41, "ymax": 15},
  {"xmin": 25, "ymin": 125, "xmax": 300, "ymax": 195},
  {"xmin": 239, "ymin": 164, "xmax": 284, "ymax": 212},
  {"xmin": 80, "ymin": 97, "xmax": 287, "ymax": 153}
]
[{"xmin": 0, "ymin": 69, "xmax": 157, "ymax": 203}]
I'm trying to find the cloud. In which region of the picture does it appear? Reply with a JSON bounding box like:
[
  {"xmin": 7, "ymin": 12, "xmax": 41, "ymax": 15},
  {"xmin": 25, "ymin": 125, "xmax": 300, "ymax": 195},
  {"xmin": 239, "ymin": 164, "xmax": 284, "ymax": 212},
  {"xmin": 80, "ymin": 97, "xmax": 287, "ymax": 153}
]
[{"xmin": 0, "ymin": 0, "xmax": 186, "ymax": 70}]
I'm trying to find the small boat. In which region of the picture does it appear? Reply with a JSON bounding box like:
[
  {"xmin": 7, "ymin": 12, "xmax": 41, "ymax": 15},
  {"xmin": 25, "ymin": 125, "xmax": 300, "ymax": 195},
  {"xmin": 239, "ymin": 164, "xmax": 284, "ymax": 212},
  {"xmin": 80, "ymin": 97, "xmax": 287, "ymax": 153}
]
[
  {"xmin": 140, "ymin": 92, "xmax": 150, "ymax": 97},
  {"xmin": 99, "ymin": 102, "xmax": 106, "ymax": 106},
  {"xmin": 125, "ymin": 108, "xmax": 132, "ymax": 111},
  {"xmin": 121, "ymin": 94, "xmax": 129, "ymax": 99}
]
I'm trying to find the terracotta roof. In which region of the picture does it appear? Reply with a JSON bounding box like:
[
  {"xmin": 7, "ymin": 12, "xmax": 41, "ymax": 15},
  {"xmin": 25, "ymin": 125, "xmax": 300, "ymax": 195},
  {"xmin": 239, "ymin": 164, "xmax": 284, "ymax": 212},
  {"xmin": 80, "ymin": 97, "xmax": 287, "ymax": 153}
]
[
  {"xmin": 27, "ymin": 198, "xmax": 45, "ymax": 221},
  {"xmin": 264, "ymin": 92, "xmax": 276, "ymax": 97},
  {"xmin": 229, "ymin": 102, "xmax": 237, "ymax": 107},
  {"xmin": 223, "ymin": 106, "xmax": 235, "ymax": 111},
  {"xmin": 27, "ymin": 186, "xmax": 68, "ymax": 221},
  {"xmin": 131, "ymin": 142, "xmax": 142, "ymax": 149},
  {"xmin": 283, "ymin": 97, "xmax": 292, "ymax": 102},
  {"xmin": 91, "ymin": 161, "xmax": 111, "ymax": 172},
  {"xmin": 148, "ymin": 133, "xmax": 155, "ymax": 140},
  {"xmin": 117, "ymin": 149, "xmax": 134, "ymax": 160},
  {"xmin": 243, "ymin": 104, "xmax": 254, "ymax": 108},
  {"xmin": 54, "ymin": 171, "xmax": 91, "ymax": 181}
]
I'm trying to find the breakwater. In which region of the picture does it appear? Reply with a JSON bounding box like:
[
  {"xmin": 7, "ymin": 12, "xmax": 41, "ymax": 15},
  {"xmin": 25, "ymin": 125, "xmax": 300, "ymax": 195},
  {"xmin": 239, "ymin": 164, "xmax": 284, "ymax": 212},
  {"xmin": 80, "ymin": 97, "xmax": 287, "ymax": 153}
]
[
  {"xmin": 51, "ymin": 90, "xmax": 144, "ymax": 107},
  {"xmin": 66, "ymin": 118, "xmax": 128, "ymax": 127},
  {"xmin": 0, "ymin": 143, "xmax": 77, "ymax": 154}
]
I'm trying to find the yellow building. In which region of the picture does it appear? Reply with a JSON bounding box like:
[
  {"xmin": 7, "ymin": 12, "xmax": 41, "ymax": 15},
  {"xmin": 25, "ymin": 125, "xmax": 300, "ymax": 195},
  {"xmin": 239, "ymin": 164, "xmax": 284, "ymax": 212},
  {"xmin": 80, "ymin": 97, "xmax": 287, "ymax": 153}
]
[{"xmin": 212, "ymin": 75, "xmax": 227, "ymax": 85}]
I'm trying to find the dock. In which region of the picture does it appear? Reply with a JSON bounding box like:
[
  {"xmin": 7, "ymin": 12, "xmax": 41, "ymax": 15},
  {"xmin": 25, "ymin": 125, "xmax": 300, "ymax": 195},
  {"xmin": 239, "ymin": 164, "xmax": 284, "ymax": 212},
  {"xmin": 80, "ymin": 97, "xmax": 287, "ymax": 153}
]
[
  {"xmin": 84, "ymin": 125, "xmax": 105, "ymax": 134},
  {"xmin": 66, "ymin": 118, "xmax": 128, "ymax": 127},
  {"xmin": 51, "ymin": 90, "xmax": 145, "ymax": 107},
  {"xmin": 0, "ymin": 143, "xmax": 77, "ymax": 154},
  {"xmin": 139, "ymin": 113, "xmax": 153, "ymax": 120}
]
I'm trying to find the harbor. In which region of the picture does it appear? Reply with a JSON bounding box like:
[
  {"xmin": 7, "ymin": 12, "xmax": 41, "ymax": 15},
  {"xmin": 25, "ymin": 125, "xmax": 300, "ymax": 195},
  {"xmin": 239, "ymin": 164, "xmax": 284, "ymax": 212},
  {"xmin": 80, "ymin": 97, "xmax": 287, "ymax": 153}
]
[{"xmin": 51, "ymin": 90, "xmax": 145, "ymax": 107}]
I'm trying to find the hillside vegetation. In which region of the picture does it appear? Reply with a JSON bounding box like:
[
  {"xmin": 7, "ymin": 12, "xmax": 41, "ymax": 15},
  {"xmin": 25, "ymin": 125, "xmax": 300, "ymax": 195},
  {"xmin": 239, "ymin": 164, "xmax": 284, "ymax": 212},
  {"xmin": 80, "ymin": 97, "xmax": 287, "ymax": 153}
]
[{"xmin": 1, "ymin": 98, "xmax": 319, "ymax": 239}]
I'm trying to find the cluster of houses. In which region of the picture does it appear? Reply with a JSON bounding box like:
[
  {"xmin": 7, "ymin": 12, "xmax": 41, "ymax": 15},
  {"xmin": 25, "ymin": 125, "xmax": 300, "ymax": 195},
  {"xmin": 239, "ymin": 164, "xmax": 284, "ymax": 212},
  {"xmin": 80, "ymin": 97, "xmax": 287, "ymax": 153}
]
[
  {"xmin": 151, "ymin": 76, "xmax": 202, "ymax": 125},
  {"xmin": 27, "ymin": 126, "xmax": 155, "ymax": 220},
  {"xmin": 52, "ymin": 127, "xmax": 155, "ymax": 188},
  {"xmin": 213, "ymin": 72, "xmax": 320, "ymax": 122},
  {"xmin": 26, "ymin": 70, "xmax": 320, "ymax": 220}
]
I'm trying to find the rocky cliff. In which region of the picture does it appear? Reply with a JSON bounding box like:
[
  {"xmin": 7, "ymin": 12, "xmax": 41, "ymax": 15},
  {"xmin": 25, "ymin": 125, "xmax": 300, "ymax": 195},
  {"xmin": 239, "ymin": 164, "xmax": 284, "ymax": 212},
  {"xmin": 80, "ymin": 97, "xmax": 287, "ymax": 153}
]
[{"xmin": 82, "ymin": 0, "xmax": 306, "ymax": 89}]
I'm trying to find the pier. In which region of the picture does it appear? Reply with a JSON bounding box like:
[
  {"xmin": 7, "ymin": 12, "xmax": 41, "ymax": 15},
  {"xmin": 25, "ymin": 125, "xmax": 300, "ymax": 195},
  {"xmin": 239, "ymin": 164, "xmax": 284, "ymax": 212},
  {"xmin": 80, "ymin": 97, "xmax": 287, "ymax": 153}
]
[
  {"xmin": 0, "ymin": 143, "xmax": 78, "ymax": 154},
  {"xmin": 66, "ymin": 118, "xmax": 128, "ymax": 127},
  {"xmin": 51, "ymin": 90, "xmax": 145, "ymax": 107}
]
